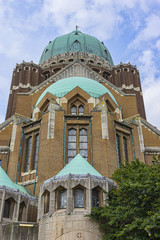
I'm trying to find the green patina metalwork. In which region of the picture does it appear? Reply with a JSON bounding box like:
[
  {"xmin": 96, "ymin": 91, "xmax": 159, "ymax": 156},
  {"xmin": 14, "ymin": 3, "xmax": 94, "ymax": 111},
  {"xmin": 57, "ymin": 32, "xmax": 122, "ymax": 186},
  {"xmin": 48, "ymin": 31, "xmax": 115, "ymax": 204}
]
[
  {"xmin": 35, "ymin": 77, "xmax": 118, "ymax": 107},
  {"xmin": 39, "ymin": 30, "xmax": 114, "ymax": 65},
  {"xmin": 0, "ymin": 166, "xmax": 29, "ymax": 195},
  {"xmin": 56, "ymin": 154, "xmax": 102, "ymax": 177}
]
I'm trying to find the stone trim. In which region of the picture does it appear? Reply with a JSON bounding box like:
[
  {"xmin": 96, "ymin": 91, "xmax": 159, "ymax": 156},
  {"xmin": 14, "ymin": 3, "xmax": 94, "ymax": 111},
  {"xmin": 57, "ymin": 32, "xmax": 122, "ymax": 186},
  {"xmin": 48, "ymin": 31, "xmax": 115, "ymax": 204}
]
[
  {"xmin": 12, "ymin": 83, "xmax": 35, "ymax": 91},
  {"xmin": 120, "ymin": 84, "xmax": 140, "ymax": 91}
]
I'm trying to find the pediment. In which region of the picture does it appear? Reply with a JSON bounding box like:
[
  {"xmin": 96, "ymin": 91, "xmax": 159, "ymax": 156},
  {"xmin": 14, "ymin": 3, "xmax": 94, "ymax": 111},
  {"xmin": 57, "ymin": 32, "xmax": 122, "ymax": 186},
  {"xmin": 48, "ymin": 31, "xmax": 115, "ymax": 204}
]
[{"xmin": 29, "ymin": 60, "xmax": 125, "ymax": 98}]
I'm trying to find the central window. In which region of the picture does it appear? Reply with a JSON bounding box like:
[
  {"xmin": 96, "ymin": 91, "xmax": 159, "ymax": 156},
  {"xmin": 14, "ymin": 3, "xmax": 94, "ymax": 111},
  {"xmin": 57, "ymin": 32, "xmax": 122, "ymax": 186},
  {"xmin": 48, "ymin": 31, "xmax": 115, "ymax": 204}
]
[{"xmin": 68, "ymin": 127, "xmax": 88, "ymax": 162}]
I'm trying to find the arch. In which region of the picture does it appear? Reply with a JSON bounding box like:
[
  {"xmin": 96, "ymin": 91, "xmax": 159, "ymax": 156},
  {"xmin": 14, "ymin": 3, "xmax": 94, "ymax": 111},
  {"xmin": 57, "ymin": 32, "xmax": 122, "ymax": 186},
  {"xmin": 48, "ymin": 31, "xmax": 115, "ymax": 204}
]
[
  {"xmin": 59, "ymin": 59, "xmax": 65, "ymax": 63},
  {"xmin": 53, "ymin": 68, "xmax": 61, "ymax": 73},
  {"xmin": 55, "ymin": 186, "xmax": 67, "ymax": 210},
  {"xmin": 88, "ymin": 60, "xmax": 94, "ymax": 64},
  {"xmin": 92, "ymin": 186, "xmax": 103, "ymax": 207},
  {"xmin": 92, "ymin": 68, "xmax": 100, "ymax": 73},
  {"xmin": 71, "ymin": 105, "xmax": 77, "ymax": 115},
  {"xmin": 73, "ymin": 185, "xmax": 85, "ymax": 208},
  {"xmin": 3, "ymin": 197, "xmax": 15, "ymax": 219},
  {"xmin": 78, "ymin": 105, "xmax": 84, "ymax": 115},
  {"xmin": 43, "ymin": 190, "xmax": 50, "ymax": 214},
  {"xmin": 18, "ymin": 201, "xmax": 27, "ymax": 221},
  {"xmin": 42, "ymin": 70, "xmax": 50, "ymax": 80}
]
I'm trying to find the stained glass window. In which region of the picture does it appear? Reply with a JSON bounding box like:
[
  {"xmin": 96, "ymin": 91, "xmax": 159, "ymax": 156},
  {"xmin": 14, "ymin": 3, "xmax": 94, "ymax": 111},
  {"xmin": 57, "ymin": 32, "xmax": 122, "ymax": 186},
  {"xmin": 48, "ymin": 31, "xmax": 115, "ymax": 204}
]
[
  {"xmin": 25, "ymin": 136, "xmax": 32, "ymax": 172},
  {"xmin": 33, "ymin": 134, "xmax": 39, "ymax": 170},
  {"xmin": 44, "ymin": 190, "xmax": 50, "ymax": 214},
  {"xmin": 92, "ymin": 189, "xmax": 99, "ymax": 207},
  {"xmin": 59, "ymin": 189, "xmax": 67, "ymax": 209},
  {"xmin": 68, "ymin": 128, "xmax": 77, "ymax": 162},
  {"xmin": 116, "ymin": 134, "xmax": 121, "ymax": 166},
  {"xmin": 78, "ymin": 105, "xmax": 84, "ymax": 115},
  {"xmin": 123, "ymin": 137, "xmax": 128, "ymax": 162},
  {"xmin": 74, "ymin": 188, "xmax": 84, "ymax": 208},
  {"xmin": 79, "ymin": 129, "xmax": 88, "ymax": 160},
  {"xmin": 71, "ymin": 105, "xmax": 77, "ymax": 115}
]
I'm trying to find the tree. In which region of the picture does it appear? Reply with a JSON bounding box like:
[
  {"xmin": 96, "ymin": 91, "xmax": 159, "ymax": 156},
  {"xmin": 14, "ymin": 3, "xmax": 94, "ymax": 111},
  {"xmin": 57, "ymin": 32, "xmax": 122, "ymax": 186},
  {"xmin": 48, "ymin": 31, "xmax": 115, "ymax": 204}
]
[{"xmin": 89, "ymin": 156, "xmax": 160, "ymax": 239}]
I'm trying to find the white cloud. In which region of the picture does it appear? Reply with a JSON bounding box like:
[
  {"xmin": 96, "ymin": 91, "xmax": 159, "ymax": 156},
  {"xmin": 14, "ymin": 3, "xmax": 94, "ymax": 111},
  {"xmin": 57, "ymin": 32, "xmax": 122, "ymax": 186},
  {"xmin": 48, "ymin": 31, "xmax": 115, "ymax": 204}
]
[
  {"xmin": 138, "ymin": 49, "xmax": 160, "ymax": 129},
  {"xmin": 131, "ymin": 14, "xmax": 160, "ymax": 48},
  {"xmin": 143, "ymin": 80, "xmax": 160, "ymax": 129}
]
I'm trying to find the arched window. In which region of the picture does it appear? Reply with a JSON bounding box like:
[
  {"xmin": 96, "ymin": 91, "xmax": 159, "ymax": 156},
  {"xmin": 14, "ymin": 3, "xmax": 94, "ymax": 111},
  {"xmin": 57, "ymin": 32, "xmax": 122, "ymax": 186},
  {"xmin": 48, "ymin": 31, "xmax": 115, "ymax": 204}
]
[
  {"xmin": 79, "ymin": 129, "xmax": 88, "ymax": 160},
  {"xmin": 116, "ymin": 134, "xmax": 121, "ymax": 166},
  {"xmin": 3, "ymin": 197, "xmax": 15, "ymax": 219},
  {"xmin": 71, "ymin": 105, "xmax": 77, "ymax": 115},
  {"xmin": 74, "ymin": 188, "xmax": 84, "ymax": 208},
  {"xmin": 68, "ymin": 128, "xmax": 77, "ymax": 162},
  {"xmin": 92, "ymin": 188, "xmax": 100, "ymax": 207},
  {"xmin": 123, "ymin": 137, "xmax": 128, "ymax": 162},
  {"xmin": 59, "ymin": 189, "xmax": 67, "ymax": 209},
  {"xmin": 78, "ymin": 105, "xmax": 84, "ymax": 115},
  {"xmin": 25, "ymin": 136, "xmax": 32, "ymax": 172},
  {"xmin": 18, "ymin": 201, "xmax": 26, "ymax": 221},
  {"xmin": 33, "ymin": 134, "xmax": 39, "ymax": 170},
  {"xmin": 43, "ymin": 190, "xmax": 50, "ymax": 214}
]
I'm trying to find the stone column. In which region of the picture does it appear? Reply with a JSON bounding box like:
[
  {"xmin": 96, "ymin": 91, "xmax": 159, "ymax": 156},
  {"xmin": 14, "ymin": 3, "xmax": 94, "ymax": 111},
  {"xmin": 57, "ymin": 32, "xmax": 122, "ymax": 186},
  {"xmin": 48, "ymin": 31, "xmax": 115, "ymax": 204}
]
[
  {"xmin": 67, "ymin": 175, "xmax": 72, "ymax": 214},
  {"xmin": 37, "ymin": 187, "xmax": 43, "ymax": 221},
  {"xmin": 12, "ymin": 191, "xmax": 21, "ymax": 221},
  {"xmin": 87, "ymin": 175, "xmax": 92, "ymax": 212},
  {"xmin": 50, "ymin": 190, "xmax": 55, "ymax": 215}
]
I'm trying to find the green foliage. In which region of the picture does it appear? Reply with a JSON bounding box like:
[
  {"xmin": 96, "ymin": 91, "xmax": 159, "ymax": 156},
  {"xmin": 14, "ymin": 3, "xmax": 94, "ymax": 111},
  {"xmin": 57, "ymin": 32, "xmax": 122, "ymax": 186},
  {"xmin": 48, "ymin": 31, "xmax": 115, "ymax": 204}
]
[{"xmin": 89, "ymin": 156, "xmax": 160, "ymax": 239}]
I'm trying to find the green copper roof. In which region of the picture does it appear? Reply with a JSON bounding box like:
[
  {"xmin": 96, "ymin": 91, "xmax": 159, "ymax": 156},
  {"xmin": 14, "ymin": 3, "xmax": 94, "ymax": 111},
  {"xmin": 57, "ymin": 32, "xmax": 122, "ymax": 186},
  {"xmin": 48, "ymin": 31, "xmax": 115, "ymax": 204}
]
[
  {"xmin": 35, "ymin": 77, "xmax": 118, "ymax": 107},
  {"xmin": 0, "ymin": 167, "xmax": 29, "ymax": 195},
  {"xmin": 39, "ymin": 30, "xmax": 114, "ymax": 65},
  {"xmin": 56, "ymin": 154, "xmax": 102, "ymax": 177}
]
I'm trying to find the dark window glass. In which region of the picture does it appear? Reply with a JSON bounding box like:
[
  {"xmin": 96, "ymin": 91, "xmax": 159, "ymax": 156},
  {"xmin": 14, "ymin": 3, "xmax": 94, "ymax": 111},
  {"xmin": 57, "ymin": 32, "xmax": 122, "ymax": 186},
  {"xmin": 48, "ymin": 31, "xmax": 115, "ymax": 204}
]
[
  {"xmin": 92, "ymin": 189, "xmax": 99, "ymax": 207},
  {"xmin": 74, "ymin": 188, "xmax": 84, "ymax": 208},
  {"xmin": 33, "ymin": 134, "xmax": 39, "ymax": 170},
  {"xmin": 116, "ymin": 134, "xmax": 121, "ymax": 166},
  {"xmin": 59, "ymin": 189, "xmax": 67, "ymax": 209},
  {"xmin": 3, "ymin": 198, "xmax": 15, "ymax": 219},
  {"xmin": 68, "ymin": 128, "xmax": 77, "ymax": 162},
  {"xmin": 79, "ymin": 129, "xmax": 88, "ymax": 160},
  {"xmin": 18, "ymin": 201, "xmax": 26, "ymax": 221},
  {"xmin": 25, "ymin": 137, "xmax": 32, "ymax": 172},
  {"xmin": 71, "ymin": 105, "xmax": 77, "ymax": 115},
  {"xmin": 3, "ymin": 199, "xmax": 10, "ymax": 218},
  {"xmin": 123, "ymin": 137, "xmax": 128, "ymax": 162},
  {"xmin": 78, "ymin": 105, "xmax": 84, "ymax": 115}
]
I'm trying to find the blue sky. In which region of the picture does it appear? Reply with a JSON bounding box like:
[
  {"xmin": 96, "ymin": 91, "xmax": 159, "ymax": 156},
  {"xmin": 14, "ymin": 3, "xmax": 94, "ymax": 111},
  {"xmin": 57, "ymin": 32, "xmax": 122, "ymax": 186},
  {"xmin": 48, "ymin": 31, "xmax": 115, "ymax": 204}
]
[{"xmin": 0, "ymin": 0, "xmax": 160, "ymax": 129}]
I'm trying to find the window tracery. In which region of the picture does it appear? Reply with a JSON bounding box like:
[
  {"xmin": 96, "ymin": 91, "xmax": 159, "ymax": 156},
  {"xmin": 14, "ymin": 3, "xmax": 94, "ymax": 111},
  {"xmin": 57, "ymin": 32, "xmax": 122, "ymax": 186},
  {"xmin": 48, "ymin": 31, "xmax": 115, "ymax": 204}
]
[{"xmin": 68, "ymin": 127, "xmax": 88, "ymax": 162}]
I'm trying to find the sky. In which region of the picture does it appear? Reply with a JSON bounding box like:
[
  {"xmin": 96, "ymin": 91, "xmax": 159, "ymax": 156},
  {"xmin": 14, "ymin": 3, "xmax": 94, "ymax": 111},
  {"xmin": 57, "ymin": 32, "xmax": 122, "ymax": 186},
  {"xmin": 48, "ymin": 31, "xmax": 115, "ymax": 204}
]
[{"xmin": 0, "ymin": 0, "xmax": 160, "ymax": 129}]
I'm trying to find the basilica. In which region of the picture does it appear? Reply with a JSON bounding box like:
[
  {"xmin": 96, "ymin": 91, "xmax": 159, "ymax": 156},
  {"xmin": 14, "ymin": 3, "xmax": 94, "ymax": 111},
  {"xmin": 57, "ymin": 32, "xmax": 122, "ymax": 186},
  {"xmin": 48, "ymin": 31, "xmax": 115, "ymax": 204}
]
[{"xmin": 0, "ymin": 29, "xmax": 160, "ymax": 239}]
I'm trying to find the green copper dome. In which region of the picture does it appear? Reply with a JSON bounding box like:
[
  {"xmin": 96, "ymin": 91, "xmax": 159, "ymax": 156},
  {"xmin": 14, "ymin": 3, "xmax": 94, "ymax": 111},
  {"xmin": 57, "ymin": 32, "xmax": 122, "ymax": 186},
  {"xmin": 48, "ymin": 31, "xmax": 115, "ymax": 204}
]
[
  {"xmin": 35, "ymin": 77, "xmax": 118, "ymax": 107},
  {"xmin": 39, "ymin": 30, "xmax": 114, "ymax": 65}
]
